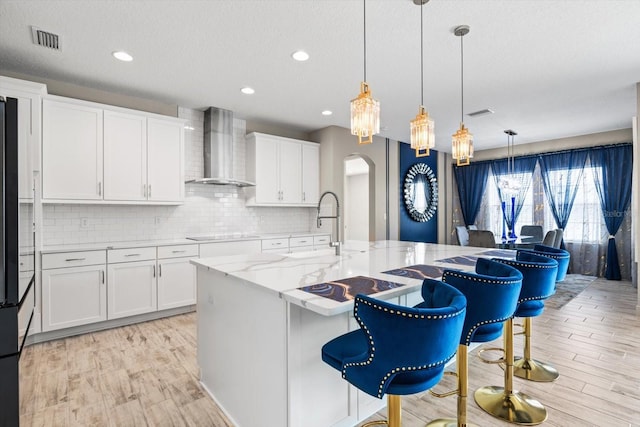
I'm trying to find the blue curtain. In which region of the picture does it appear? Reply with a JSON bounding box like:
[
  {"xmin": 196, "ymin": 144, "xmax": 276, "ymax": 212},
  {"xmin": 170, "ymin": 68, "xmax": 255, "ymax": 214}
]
[
  {"xmin": 491, "ymin": 157, "xmax": 538, "ymax": 232},
  {"xmin": 538, "ymin": 150, "xmax": 589, "ymax": 248},
  {"xmin": 589, "ymin": 144, "xmax": 633, "ymax": 280},
  {"xmin": 453, "ymin": 162, "xmax": 491, "ymax": 226}
]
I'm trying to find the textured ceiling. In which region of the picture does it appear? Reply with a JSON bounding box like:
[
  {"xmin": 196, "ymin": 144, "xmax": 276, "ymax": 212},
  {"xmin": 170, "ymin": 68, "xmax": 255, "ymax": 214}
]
[{"xmin": 1, "ymin": 0, "xmax": 639, "ymax": 152}]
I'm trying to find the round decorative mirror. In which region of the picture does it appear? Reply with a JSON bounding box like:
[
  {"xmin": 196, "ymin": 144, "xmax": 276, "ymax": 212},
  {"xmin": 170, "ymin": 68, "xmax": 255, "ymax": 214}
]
[{"xmin": 403, "ymin": 163, "xmax": 438, "ymax": 222}]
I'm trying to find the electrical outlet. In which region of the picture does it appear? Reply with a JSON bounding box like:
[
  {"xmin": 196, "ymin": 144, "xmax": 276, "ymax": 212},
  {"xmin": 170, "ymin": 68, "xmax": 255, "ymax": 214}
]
[{"xmin": 80, "ymin": 217, "xmax": 89, "ymax": 228}]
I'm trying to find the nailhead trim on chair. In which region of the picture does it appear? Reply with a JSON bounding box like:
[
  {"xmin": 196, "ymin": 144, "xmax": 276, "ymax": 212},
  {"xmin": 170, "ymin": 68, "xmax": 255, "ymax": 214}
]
[
  {"xmin": 443, "ymin": 271, "xmax": 519, "ymax": 346},
  {"xmin": 496, "ymin": 259, "xmax": 556, "ymax": 303},
  {"xmin": 343, "ymin": 297, "xmax": 466, "ymax": 398}
]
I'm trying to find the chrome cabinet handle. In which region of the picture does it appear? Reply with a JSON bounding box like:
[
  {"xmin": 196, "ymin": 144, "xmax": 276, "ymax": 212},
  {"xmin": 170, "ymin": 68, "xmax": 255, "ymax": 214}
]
[
  {"xmin": 148, "ymin": 185, "xmax": 152, "ymax": 198},
  {"xmin": 143, "ymin": 184, "xmax": 147, "ymax": 198},
  {"xmin": 101, "ymin": 270, "xmax": 105, "ymax": 284},
  {"xmin": 172, "ymin": 250, "xmax": 186, "ymax": 253},
  {"xmin": 303, "ymin": 192, "xmax": 306, "ymax": 201},
  {"xmin": 124, "ymin": 254, "xmax": 140, "ymax": 257},
  {"xmin": 98, "ymin": 182, "xmax": 102, "ymax": 196},
  {"xmin": 159, "ymin": 264, "xmax": 162, "ymax": 277},
  {"xmin": 65, "ymin": 258, "xmax": 85, "ymax": 262},
  {"xmin": 153, "ymin": 265, "xmax": 156, "ymax": 278}
]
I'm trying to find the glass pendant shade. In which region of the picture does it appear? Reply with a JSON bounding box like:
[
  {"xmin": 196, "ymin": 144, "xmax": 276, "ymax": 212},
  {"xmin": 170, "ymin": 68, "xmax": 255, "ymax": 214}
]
[
  {"xmin": 452, "ymin": 122, "xmax": 474, "ymax": 166},
  {"xmin": 350, "ymin": 81, "xmax": 380, "ymax": 145},
  {"xmin": 410, "ymin": 105, "xmax": 435, "ymax": 157}
]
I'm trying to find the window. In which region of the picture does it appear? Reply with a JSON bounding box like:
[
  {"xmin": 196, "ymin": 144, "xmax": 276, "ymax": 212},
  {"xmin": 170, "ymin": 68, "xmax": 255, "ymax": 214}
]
[{"xmin": 543, "ymin": 165, "xmax": 603, "ymax": 243}]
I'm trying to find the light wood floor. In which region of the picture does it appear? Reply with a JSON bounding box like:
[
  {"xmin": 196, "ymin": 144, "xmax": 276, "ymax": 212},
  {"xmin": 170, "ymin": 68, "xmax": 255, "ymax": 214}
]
[{"xmin": 20, "ymin": 278, "xmax": 640, "ymax": 426}]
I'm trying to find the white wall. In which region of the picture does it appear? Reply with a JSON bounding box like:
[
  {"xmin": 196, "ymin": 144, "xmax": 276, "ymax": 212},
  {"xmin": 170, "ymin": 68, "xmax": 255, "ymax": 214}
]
[{"xmin": 345, "ymin": 173, "xmax": 369, "ymax": 241}]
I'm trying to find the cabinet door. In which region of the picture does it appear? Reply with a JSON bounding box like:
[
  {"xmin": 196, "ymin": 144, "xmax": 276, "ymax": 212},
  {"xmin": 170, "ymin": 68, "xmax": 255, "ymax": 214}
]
[
  {"xmin": 42, "ymin": 99, "xmax": 103, "ymax": 200},
  {"xmin": 104, "ymin": 110, "xmax": 147, "ymax": 201},
  {"xmin": 301, "ymin": 144, "xmax": 320, "ymax": 206},
  {"xmin": 41, "ymin": 265, "xmax": 107, "ymax": 331},
  {"xmin": 278, "ymin": 140, "xmax": 302, "ymax": 204},
  {"xmin": 18, "ymin": 273, "xmax": 35, "ymax": 338},
  {"xmin": 147, "ymin": 118, "xmax": 184, "ymax": 202},
  {"xmin": 254, "ymin": 136, "xmax": 280, "ymax": 204},
  {"xmin": 107, "ymin": 260, "xmax": 157, "ymax": 320},
  {"xmin": 157, "ymin": 258, "xmax": 196, "ymax": 310}
]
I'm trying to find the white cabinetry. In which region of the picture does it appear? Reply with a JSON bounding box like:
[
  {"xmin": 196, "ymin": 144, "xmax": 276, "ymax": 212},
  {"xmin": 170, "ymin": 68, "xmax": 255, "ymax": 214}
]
[
  {"xmin": 246, "ymin": 132, "xmax": 319, "ymax": 207},
  {"xmin": 42, "ymin": 99, "xmax": 104, "ymax": 200},
  {"xmin": 103, "ymin": 110, "xmax": 147, "ymax": 201},
  {"xmin": 301, "ymin": 143, "xmax": 320, "ymax": 206},
  {"xmin": 41, "ymin": 250, "xmax": 107, "ymax": 332},
  {"xmin": 42, "ymin": 95, "xmax": 184, "ymax": 204},
  {"xmin": 107, "ymin": 247, "xmax": 157, "ymax": 319},
  {"xmin": 0, "ymin": 77, "xmax": 47, "ymax": 200},
  {"xmin": 157, "ymin": 244, "xmax": 198, "ymax": 310}
]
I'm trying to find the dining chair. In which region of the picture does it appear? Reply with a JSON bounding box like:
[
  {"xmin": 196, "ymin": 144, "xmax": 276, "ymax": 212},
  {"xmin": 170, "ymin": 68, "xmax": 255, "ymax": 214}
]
[
  {"xmin": 519, "ymin": 225, "xmax": 543, "ymax": 243},
  {"xmin": 541, "ymin": 230, "xmax": 556, "ymax": 247},
  {"xmin": 455, "ymin": 226, "xmax": 470, "ymax": 246},
  {"xmin": 467, "ymin": 225, "xmax": 478, "ymax": 230},
  {"xmin": 322, "ymin": 280, "xmax": 467, "ymax": 427},
  {"xmin": 468, "ymin": 230, "xmax": 496, "ymax": 248},
  {"xmin": 552, "ymin": 229, "xmax": 564, "ymax": 248}
]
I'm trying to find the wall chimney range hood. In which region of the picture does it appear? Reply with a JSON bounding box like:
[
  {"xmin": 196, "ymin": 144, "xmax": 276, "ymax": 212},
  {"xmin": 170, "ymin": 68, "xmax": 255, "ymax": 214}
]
[{"xmin": 186, "ymin": 107, "xmax": 255, "ymax": 187}]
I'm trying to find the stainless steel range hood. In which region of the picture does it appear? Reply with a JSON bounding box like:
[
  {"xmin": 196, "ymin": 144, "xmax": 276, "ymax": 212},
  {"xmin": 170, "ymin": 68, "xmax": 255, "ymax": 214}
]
[{"xmin": 186, "ymin": 107, "xmax": 255, "ymax": 187}]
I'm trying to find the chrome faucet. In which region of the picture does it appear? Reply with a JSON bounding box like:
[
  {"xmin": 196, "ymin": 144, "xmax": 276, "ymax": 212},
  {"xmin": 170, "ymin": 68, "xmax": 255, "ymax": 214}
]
[{"xmin": 316, "ymin": 191, "xmax": 341, "ymax": 255}]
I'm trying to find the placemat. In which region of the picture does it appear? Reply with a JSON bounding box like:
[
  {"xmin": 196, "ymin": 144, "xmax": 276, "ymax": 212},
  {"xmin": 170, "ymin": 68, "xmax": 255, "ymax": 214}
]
[
  {"xmin": 300, "ymin": 276, "xmax": 405, "ymax": 302},
  {"xmin": 435, "ymin": 255, "xmax": 478, "ymax": 266},
  {"xmin": 382, "ymin": 264, "xmax": 447, "ymax": 280}
]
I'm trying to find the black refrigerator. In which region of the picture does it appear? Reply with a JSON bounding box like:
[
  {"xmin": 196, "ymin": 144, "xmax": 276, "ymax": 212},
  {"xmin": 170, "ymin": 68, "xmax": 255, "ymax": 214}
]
[{"xmin": 0, "ymin": 96, "xmax": 35, "ymax": 426}]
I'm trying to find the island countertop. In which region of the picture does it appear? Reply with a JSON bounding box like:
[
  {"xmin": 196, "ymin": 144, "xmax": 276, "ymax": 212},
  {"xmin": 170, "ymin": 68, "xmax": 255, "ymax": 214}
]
[{"xmin": 191, "ymin": 240, "xmax": 512, "ymax": 316}]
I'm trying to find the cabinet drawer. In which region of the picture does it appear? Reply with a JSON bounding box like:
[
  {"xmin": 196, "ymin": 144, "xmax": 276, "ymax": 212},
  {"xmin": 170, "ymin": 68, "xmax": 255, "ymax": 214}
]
[
  {"xmin": 42, "ymin": 250, "xmax": 106, "ymax": 269},
  {"xmin": 200, "ymin": 240, "xmax": 261, "ymax": 258},
  {"xmin": 261, "ymin": 238, "xmax": 289, "ymax": 251},
  {"xmin": 289, "ymin": 236, "xmax": 314, "ymax": 248},
  {"xmin": 314, "ymin": 235, "xmax": 331, "ymax": 245},
  {"xmin": 157, "ymin": 244, "xmax": 199, "ymax": 259},
  {"xmin": 108, "ymin": 247, "xmax": 156, "ymax": 263},
  {"xmin": 19, "ymin": 254, "xmax": 34, "ymax": 272}
]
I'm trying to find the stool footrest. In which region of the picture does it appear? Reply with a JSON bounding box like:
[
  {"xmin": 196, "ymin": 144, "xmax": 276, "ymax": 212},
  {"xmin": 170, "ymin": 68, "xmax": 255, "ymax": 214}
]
[
  {"xmin": 429, "ymin": 371, "xmax": 459, "ymax": 398},
  {"xmin": 426, "ymin": 418, "xmax": 479, "ymax": 427},
  {"xmin": 477, "ymin": 347, "xmax": 505, "ymax": 365},
  {"xmin": 514, "ymin": 357, "xmax": 559, "ymax": 382},
  {"xmin": 474, "ymin": 385, "xmax": 547, "ymax": 425}
]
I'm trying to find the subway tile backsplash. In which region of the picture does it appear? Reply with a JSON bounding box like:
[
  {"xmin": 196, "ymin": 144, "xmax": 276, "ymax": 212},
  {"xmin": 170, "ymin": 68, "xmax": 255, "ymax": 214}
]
[{"xmin": 41, "ymin": 107, "xmax": 315, "ymax": 246}]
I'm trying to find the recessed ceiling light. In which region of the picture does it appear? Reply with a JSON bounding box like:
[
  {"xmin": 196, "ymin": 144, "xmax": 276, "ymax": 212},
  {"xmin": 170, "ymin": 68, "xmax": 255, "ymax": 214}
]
[
  {"xmin": 321, "ymin": 110, "xmax": 333, "ymax": 116},
  {"xmin": 241, "ymin": 87, "xmax": 255, "ymax": 95},
  {"xmin": 292, "ymin": 50, "xmax": 310, "ymax": 61},
  {"xmin": 112, "ymin": 51, "xmax": 133, "ymax": 62}
]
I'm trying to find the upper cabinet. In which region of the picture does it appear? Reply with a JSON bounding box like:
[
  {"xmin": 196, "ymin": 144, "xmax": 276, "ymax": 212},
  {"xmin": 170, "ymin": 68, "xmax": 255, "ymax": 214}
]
[
  {"xmin": 0, "ymin": 77, "xmax": 47, "ymax": 201},
  {"xmin": 42, "ymin": 95, "xmax": 184, "ymax": 204},
  {"xmin": 245, "ymin": 132, "xmax": 319, "ymax": 207}
]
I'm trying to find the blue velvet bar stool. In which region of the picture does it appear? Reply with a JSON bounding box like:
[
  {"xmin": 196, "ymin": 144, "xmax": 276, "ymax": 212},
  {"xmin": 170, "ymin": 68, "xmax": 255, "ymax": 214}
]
[
  {"xmin": 474, "ymin": 252, "xmax": 559, "ymax": 425},
  {"xmin": 531, "ymin": 244, "xmax": 570, "ymax": 282},
  {"xmin": 321, "ymin": 280, "xmax": 466, "ymax": 427},
  {"xmin": 425, "ymin": 258, "xmax": 523, "ymax": 427},
  {"xmin": 504, "ymin": 251, "xmax": 560, "ymax": 382}
]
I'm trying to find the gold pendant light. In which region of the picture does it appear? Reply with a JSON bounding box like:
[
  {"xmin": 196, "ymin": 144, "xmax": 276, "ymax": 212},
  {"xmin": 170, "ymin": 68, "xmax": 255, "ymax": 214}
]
[
  {"xmin": 410, "ymin": 0, "xmax": 435, "ymax": 157},
  {"xmin": 452, "ymin": 25, "xmax": 473, "ymax": 166},
  {"xmin": 350, "ymin": 0, "xmax": 380, "ymax": 145}
]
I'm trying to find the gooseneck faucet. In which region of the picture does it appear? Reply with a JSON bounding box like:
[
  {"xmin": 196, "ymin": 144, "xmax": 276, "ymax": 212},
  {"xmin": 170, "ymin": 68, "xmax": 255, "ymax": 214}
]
[{"xmin": 316, "ymin": 191, "xmax": 341, "ymax": 255}]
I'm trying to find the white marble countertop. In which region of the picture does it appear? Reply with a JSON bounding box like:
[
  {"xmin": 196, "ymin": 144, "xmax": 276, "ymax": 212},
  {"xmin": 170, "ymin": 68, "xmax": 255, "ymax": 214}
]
[
  {"xmin": 192, "ymin": 240, "xmax": 510, "ymax": 316},
  {"xmin": 40, "ymin": 232, "xmax": 331, "ymax": 254}
]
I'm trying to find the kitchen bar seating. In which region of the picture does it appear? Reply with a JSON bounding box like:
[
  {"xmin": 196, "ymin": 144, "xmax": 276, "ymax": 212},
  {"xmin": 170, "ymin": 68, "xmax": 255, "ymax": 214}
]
[
  {"xmin": 321, "ymin": 280, "xmax": 466, "ymax": 427},
  {"xmin": 426, "ymin": 258, "xmax": 523, "ymax": 427},
  {"xmin": 497, "ymin": 251, "xmax": 560, "ymax": 383},
  {"xmin": 531, "ymin": 244, "xmax": 570, "ymax": 282},
  {"xmin": 473, "ymin": 252, "xmax": 559, "ymax": 425}
]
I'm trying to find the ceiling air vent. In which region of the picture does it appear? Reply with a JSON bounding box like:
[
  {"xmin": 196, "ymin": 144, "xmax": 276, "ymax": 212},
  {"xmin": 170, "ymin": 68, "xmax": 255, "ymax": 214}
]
[
  {"xmin": 31, "ymin": 26, "xmax": 61, "ymax": 50},
  {"xmin": 467, "ymin": 108, "xmax": 494, "ymax": 117}
]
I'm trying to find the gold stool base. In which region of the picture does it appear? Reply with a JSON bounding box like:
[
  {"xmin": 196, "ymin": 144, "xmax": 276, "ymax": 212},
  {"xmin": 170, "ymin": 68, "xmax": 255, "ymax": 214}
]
[
  {"xmin": 514, "ymin": 357, "xmax": 559, "ymax": 382},
  {"xmin": 474, "ymin": 386, "xmax": 547, "ymax": 425},
  {"xmin": 426, "ymin": 418, "xmax": 479, "ymax": 427}
]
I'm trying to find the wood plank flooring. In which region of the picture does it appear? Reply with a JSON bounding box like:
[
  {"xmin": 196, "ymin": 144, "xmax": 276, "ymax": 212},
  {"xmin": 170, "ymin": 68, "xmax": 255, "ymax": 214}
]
[{"xmin": 20, "ymin": 278, "xmax": 640, "ymax": 426}]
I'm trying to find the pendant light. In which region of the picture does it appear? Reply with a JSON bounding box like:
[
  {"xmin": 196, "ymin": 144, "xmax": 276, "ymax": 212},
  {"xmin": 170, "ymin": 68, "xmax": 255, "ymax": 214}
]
[
  {"xmin": 452, "ymin": 25, "xmax": 474, "ymax": 166},
  {"xmin": 410, "ymin": 0, "xmax": 435, "ymax": 157},
  {"xmin": 350, "ymin": 0, "xmax": 380, "ymax": 145}
]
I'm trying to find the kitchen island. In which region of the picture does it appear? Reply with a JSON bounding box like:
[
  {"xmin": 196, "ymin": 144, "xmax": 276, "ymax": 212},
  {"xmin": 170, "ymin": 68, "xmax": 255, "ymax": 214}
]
[{"xmin": 192, "ymin": 240, "xmax": 512, "ymax": 427}]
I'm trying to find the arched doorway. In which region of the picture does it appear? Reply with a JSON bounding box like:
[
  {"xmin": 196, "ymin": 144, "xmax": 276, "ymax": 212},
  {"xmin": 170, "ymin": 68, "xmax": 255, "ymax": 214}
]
[{"xmin": 344, "ymin": 154, "xmax": 375, "ymax": 241}]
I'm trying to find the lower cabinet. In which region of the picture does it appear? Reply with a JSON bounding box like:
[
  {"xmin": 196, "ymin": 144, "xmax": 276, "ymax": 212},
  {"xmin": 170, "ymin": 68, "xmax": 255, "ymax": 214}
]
[
  {"xmin": 41, "ymin": 264, "xmax": 107, "ymax": 332},
  {"xmin": 107, "ymin": 259, "xmax": 158, "ymax": 319},
  {"xmin": 157, "ymin": 257, "xmax": 196, "ymax": 310}
]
